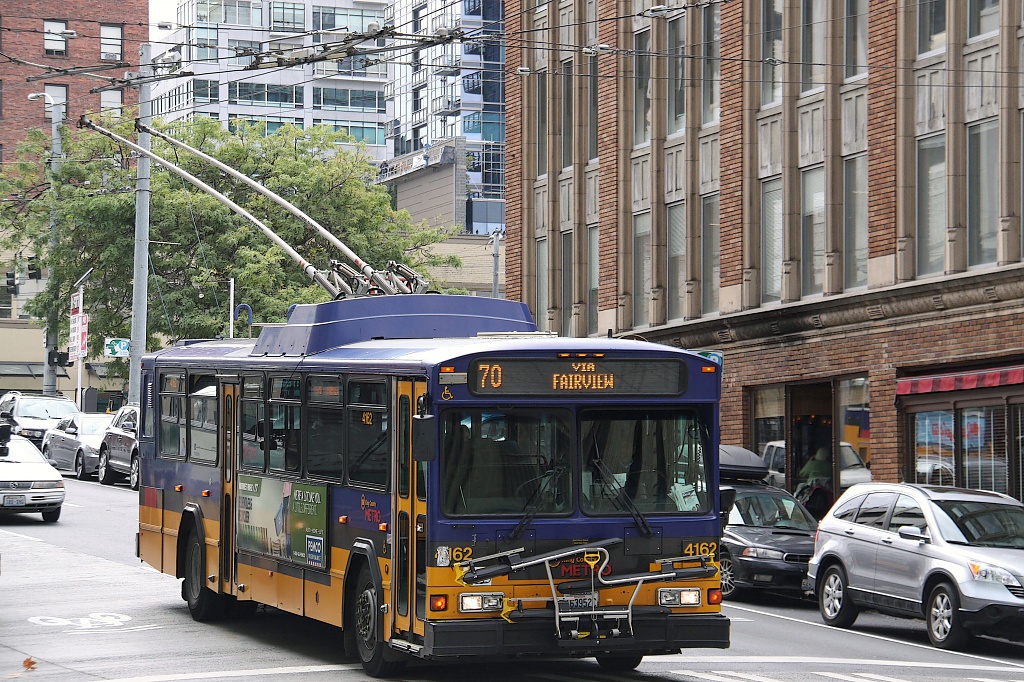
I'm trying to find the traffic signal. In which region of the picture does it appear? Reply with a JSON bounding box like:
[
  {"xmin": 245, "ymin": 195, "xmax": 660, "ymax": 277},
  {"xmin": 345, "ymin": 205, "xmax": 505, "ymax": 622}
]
[
  {"xmin": 27, "ymin": 257, "xmax": 41, "ymax": 280},
  {"xmin": 47, "ymin": 350, "xmax": 70, "ymax": 367},
  {"xmin": 4, "ymin": 272, "xmax": 15, "ymax": 295}
]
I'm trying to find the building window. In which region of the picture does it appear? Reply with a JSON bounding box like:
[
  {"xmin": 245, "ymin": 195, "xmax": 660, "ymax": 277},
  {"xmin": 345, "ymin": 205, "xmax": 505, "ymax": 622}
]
[
  {"xmin": 272, "ymin": 2, "xmax": 305, "ymax": 31},
  {"xmin": 537, "ymin": 72, "xmax": 547, "ymax": 176},
  {"xmin": 917, "ymin": 134, "xmax": 945, "ymax": 276},
  {"xmin": 845, "ymin": 0, "xmax": 867, "ymax": 79},
  {"xmin": 100, "ymin": 90, "xmax": 122, "ymax": 117},
  {"xmin": 561, "ymin": 231, "xmax": 573, "ymax": 335},
  {"xmin": 844, "ymin": 155, "xmax": 868, "ymax": 289},
  {"xmin": 193, "ymin": 27, "xmax": 218, "ymax": 61},
  {"xmin": 968, "ymin": 120, "xmax": 998, "ymax": 267},
  {"xmin": 588, "ymin": 224, "xmax": 599, "ymax": 335},
  {"xmin": 752, "ymin": 385, "xmax": 785, "ymax": 459},
  {"xmin": 969, "ymin": 0, "xmax": 999, "ymax": 38},
  {"xmin": 702, "ymin": 5, "xmax": 719, "ymax": 125},
  {"xmin": 100, "ymin": 25, "xmax": 123, "ymax": 61},
  {"xmin": 314, "ymin": 121, "xmax": 385, "ymax": 145},
  {"xmin": 229, "ymin": 40, "xmax": 259, "ymax": 66},
  {"xmin": 702, "ymin": 194, "xmax": 719, "ymax": 314},
  {"xmin": 313, "ymin": 7, "xmax": 382, "ymax": 36},
  {"xmin": 634, "ymin": 31, "xmax": 651, "ymax": 145},
  {"xmin": 911, "ymin": 405, "xmax": 1008, "ymax": 496},
  {"xmin": 801, "ymin": 166, "xmax": 825, "ymax": 295},
  {"xmin": 761, "ymin": 0, "xmax": 782, "ymax": 106},
  {"xmin": 313, "ymin": 88, "xmax": 385, "ymax": 112},
  {"xmin": 918, "ymin": 0, "xmax": 946, "ymax": 54},
  {"xmin": 0, "ymin": 285, "xmax": 10, "ymax": 319},
  {"xmin": 194, "ymin": 79, "xmax": 219, "ymax": 103},
  {"xmin": 44, "ymin": 84, "xmax": 68, "ymax": 120},
  {"xmin": 562, "ymin": 59, "xmax": 573, "ymax": 168},
  {"xmin": 229, "ymin": 82, "xmax": 301, "ymax": 107},
  {"xmin": 44, "ymin": 20, "xmax": 69, "ymax": 57},
  {"xmin": 667, "ymin": 202, "xmax": 685, "ymax": 320},
  {"xmin": 668, "ymin": 16, "xmax": 686, "ymax": 133},
  {"xmin": 224, "ymin": 0, "xmax": 263, "ymax": 26},
  {"xmin": 762, "ymin": 177, "xmax": 783, "ymax": 303},
  {"xmin": 588, "ymin": 56, "xmax": 599, "ymax": 159},
  {"xmin": 801, "ymin": 0, "xmax": 825, "ymax": 92},
  {"xmin": 536, "ymin": 238, "xmax": 548, "ymax": 331},
  {"xmin": 632, "ymin": 212, "xmax": 652, "ymax": 327},
  {"xmin": 838, "ymin": 377, "xmax": 871, "ymax": 469}
]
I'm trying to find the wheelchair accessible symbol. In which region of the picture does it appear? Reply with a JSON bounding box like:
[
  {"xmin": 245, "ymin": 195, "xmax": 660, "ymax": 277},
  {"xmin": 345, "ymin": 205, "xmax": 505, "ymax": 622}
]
[{"xmin": 441, "ymin": 387, "xmax": 453, "ymax": 400}]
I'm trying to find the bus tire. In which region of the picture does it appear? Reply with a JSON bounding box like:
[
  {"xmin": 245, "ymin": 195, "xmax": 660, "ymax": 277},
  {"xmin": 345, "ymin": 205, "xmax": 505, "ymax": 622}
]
[
  {"xmin": 354, "ymin": 564, "xmax": 404, "ymax": 677},
  {"xmin": 595, "ymin": 653, "xmax": 644, "ymax": 671},
  {"xmin": 184, "ymin": 529, "xmax": 226, "ymax": 622}
]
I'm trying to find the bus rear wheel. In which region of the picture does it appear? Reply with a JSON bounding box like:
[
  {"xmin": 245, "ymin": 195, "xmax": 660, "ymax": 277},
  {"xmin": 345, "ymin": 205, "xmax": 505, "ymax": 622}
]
[
  {"xmin": 595, "ymin": 653, "xmax": 644, "ymax": 671},
  {"xmin": 183, "ymin": 530, "xmax": 226, "ymax": 622},
  {"xmin": 353, "ymin": 564, "xmax": 404, "ymax": 677}
]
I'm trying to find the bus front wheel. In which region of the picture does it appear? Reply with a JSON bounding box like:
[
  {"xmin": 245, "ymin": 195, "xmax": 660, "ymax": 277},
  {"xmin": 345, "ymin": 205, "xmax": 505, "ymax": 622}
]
[
  {"xmin": 183, "ymin": 530, "xmax": 226, "ymax": 622},
  {"xmin": 353, "ymin": 564, "xmax": 403, "ymax": 677}
]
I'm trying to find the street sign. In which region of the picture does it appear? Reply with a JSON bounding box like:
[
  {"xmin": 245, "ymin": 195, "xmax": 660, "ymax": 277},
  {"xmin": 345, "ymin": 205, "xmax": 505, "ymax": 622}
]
[
  {"xmin": 104, "ymin": 338, "xmax": 131, "ymax": 358},
  {"xmin": 77, "ymin": 314, "xmax": 89, "ymax": 360}
]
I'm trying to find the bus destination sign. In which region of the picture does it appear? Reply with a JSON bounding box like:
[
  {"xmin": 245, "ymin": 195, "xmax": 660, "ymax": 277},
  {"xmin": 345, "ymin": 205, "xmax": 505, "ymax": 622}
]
[{"xmin": 469, "ymin": 358, "xmax": 686, "ymax": 396}]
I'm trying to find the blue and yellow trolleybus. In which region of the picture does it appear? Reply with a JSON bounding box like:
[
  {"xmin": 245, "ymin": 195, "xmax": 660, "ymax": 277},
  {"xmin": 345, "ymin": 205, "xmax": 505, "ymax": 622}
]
[{"xmin": 137, "ymin": 294, "xmax": 730, "ymax": 675}]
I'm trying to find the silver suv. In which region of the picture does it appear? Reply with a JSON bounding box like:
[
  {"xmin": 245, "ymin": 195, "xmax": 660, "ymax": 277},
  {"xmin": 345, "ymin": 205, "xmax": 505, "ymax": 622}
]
[{"xmin": 807, "ymin": 482, "xmax": 1024, "ymax": 650}]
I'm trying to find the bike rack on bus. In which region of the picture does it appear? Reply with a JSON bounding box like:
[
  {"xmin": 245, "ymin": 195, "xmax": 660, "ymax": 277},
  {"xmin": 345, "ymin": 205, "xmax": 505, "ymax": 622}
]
[{"xmin": 453, "ymin": 538, "xmax": 717, "ymax": 642}]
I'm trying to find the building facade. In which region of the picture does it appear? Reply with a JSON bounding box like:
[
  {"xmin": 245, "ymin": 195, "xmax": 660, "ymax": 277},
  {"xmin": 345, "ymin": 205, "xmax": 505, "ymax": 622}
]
[
  {"xmin": 507, "ymin": 1, "xmax": 1024, "ymax": 503},
  {"xmin": 0, "ymin": 1, "xmax": 145, "ymax": 400}
]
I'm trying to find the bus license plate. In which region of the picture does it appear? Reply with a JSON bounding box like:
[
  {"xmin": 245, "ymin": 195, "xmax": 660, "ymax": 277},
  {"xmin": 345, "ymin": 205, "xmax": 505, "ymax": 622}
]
[
  {"xmin": 3, "ymin": 495, "xmax": 26, "ymax": 507},
  {"xmin": 557, "ymin": 594, "xmax": 598, "ymax": 612}
]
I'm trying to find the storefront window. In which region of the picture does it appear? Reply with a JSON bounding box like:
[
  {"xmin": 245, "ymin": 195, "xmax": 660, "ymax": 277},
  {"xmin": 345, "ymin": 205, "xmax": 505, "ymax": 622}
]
[
  {"xmin": 751, "ymin": 385, "xmax": 784, "ymax": 457},
  {"xmin": 837, "ymin": 377, "xmax": 870, "ymax": 466},
  {"xmin": 911, "ymin": 406, "xmax": 1008, "ymax": 495}
]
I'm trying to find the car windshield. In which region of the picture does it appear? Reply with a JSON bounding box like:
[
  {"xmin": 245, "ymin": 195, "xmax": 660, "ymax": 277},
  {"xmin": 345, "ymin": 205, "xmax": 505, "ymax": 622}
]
[
  {"xmin": 730, "ymin": 490, "xmax": 817, "ymax": 530},
  {"xmin": 17, "ymin": 398, "xmax": 78, "ymax": 420},
  {"xmin": 839, "ymin": 444, "xmax": 866, "ymax": 470},
  {"xmin": 932, "ymin": 499, "xmax": 1024, "ymax": 548},
  {"xmin": 442, "ymin": 410, "xmax": 571, "ymax": 516},
  {"xmin": 0, "ymin": 440, "xmax": 48, "ymax": 463},
  {"xmin": 81, "ymin": 415, "xmax": 114, "ymax": 435}
]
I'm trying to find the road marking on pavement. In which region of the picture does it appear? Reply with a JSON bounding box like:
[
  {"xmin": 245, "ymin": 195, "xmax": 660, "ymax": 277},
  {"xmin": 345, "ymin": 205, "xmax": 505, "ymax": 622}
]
[
  {"xmin": 814, "ymin": 674, "xmax": 911, "ymax": 682},
  {"xmin": 101, "ymin": 664, "xmax": 364, "ymax": 681},
  {"xmin": 722, "ymin": 603, "xmax": 1024, "ymax": 669},
  {"xmin": 673, "ymin": 671, "xmax": 750, "ymax": 682},
  {"xmin": 0, "ymin": 528, "xmax": 43, "ymax": 541},
  {"xmin": 663, "ymin": 657, "xmax": 1020, "ymax": 673},
  {"xmin": 65, "ymin": 502, "xmax": 84, "ymax": 507}
]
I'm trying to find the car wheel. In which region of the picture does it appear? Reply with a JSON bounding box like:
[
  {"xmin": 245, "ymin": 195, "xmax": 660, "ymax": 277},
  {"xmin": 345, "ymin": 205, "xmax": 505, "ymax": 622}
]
[
  {"xmin": 927, "ymin": 582, "xmax": 973, "ymax": 650},
  {"xmin": 98, "ymin": 450, "xmax": 116, "ymax": 485},
  {"xmin": 719, "ymin": 551, "xmax": 740, "ymax": 599},
  {"xmin": 129, "ymin": 452, "xmax": 140, "ymax": 491},
  {"xmin": 183, "ymin": 529, "xmax": 227, "ymax": 622},
  {"xmin": 819, "ymin": 564, "xmax": 858, "ymax": 628},
  {"xmin": 595, "ymin": 654, "xmax": 644, "ymax": 671},
  {"xmin": 354, "ymin": 564, "xmax": 404, "ymax": 677},
  {"xmin": 42, "ymin": 507, "xmax": 61, "ymax": 523},
  {"xmin": 74, "ymin": 452, "xmax": 89, "ymax": 480}
]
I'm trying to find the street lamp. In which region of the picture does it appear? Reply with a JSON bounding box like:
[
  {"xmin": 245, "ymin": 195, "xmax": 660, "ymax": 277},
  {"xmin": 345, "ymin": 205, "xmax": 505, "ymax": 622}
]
[{"xmin": 28, "ymin": 92, "xmax": 63, "ymax": 397}]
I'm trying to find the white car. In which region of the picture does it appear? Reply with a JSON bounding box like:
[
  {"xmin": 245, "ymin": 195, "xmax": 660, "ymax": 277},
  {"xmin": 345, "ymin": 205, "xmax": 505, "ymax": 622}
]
[
  {"xmin": 0, "ymin": 434, "xmax": 66, "ymax": 522},
  {"xmin": 761, "ymin": 440, "xmax": 871, "ymax": 490}
]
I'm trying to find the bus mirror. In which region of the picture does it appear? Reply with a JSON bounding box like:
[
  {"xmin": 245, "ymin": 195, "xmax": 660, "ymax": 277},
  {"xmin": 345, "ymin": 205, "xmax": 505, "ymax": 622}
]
[
  {"xmin": 719, "ymin": 487, "xmax": 736, "ymax": 534},
  {"xmin": 412, "ymin": 414, "xmax": 436, "ymax": 461},
  {"xmin": 416, "ymin": 393, "xmax": 430, "ymax": 417}
]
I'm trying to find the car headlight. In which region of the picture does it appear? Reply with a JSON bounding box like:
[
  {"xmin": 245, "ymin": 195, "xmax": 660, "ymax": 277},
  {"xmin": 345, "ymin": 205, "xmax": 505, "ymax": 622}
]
[
  {"xmin": 458, "ymin": 593, "xmax": 505, "ymax": 612},
  {"xmin": 31, "ymin": 480, "xmax": 64, "ymax": 489},
  {"xmin": 741, "ymin": 547, "xmax": 785, "ymax": 560},
  {"xmin": 969, "ymin": 561, "xmax": 1022, "ymax": 587}
]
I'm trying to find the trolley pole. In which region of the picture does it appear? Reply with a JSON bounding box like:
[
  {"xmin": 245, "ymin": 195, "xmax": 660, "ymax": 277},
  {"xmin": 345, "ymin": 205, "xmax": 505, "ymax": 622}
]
[{"xmin": 127, "ymin": 43, "xmax": 152, "ymax": 406}]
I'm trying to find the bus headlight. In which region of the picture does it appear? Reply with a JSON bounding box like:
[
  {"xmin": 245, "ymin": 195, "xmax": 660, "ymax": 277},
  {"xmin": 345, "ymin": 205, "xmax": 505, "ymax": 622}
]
[
  {"xmin": 459, "ymin": 592, "xmax": 505, "ymax": 612},
  {"xmin": 658, "ymin": 587, "xmax": 701, "ymax": 607}
]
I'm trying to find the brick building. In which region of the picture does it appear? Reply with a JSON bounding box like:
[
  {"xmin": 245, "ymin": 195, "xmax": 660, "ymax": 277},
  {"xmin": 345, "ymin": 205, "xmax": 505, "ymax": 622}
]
[
  {"xmin": 0, "ymin": 3, "xmax": 146, "ymax": 398},
  {"xmin": 506, "ymin": 1, "xmax": 1024, "ymax": 503}
]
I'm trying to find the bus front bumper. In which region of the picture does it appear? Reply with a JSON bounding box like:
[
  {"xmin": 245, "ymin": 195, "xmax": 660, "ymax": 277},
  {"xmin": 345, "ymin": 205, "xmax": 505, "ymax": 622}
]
[{"xmin": 420, "ymin": 610, "xmax": 729, "ymax": 659}]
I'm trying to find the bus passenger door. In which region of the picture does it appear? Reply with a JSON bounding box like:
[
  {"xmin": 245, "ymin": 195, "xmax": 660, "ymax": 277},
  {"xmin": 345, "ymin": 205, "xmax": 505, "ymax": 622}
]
[
  {"xmin": 394, "ymin": 378, "xmax": 428, "ymax": 639},
  {"xmin": 220, "ymin": 380, "xmax": 240, "ymax": 595}
]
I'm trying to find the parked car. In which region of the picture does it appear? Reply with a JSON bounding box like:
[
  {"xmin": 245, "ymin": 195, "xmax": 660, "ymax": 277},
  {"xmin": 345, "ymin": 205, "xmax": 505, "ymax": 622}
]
[
  {"xmin": 0, "ymin": 432, "xmax": 65, "ymax": 522},
  {"xmin": 807, "ymin": 482, "xmax": 1024, "ymax": 650},
  {"xmin": 718, "ymin": 445, "xmax": 818, "ymax": 599},
  {"xmin": 762, "ymin": 440, "xmax": 872, "ymax": 519},
  {"xmin": 0, "ymin": 391, "xmax": 79, "ymax": 450},
  {"xmin": 41, "ymin": 412, "xmax": 115, "ymax": 480},
  {"xmin": 98, "ymin": 404, "xmax": 140, "ymax": 489}
]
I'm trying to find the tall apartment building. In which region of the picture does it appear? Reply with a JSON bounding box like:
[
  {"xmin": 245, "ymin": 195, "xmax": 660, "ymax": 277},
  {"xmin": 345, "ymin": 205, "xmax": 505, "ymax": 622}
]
[
  {"xmin": 0, "ymin": 3, "xmax": 145, "ymax": 398},
  {"xmin": 507, "ymin": 1, "xmax": 1024, "ymax": 502},
  {"xmin": 150, "ymin": 0, "xmax": 391, "ymax": 163},
  {"xmin": 379, "ymin": 0, "xmax": 506, "ymax": 236}
]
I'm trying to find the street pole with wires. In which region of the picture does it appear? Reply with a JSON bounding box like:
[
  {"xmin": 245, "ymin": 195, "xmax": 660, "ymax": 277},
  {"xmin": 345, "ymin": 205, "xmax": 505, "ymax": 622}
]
[{"xmin": 127, "ymin": 42, "xmax": 152, "ymax": 406}]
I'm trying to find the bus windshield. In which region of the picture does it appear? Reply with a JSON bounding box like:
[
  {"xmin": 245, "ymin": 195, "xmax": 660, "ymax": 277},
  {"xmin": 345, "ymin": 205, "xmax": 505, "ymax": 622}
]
[
  {"xmin": 442, "ymin": 410, "xmax": 572, "ymax": 516},
  {"xmin": 581, "ymin": 409, "xmax": 711, "ymax": 515}
]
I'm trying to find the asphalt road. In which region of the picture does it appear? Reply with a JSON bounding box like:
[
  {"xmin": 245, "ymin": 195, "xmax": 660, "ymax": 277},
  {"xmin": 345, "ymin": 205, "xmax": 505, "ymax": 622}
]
[{"xmin": 3, "ymin": 477, "xmax": 1024, "ymax": 681}]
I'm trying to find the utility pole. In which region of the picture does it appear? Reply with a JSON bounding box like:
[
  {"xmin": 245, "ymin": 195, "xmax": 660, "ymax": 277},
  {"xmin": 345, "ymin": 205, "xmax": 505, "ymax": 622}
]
[{"xmin": 128, "ymin": 43, "xmax": 152, "ymax": 406}]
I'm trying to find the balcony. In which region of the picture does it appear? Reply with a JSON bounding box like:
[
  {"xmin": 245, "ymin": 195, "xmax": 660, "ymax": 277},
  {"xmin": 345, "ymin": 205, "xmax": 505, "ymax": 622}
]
[
  {"xmin": 434, "ymin": 96, "xmax": 462, "ymax": 117},
  {"xmin": 433, "ymin": 54, "xmax": 461, "ymax": 76}
]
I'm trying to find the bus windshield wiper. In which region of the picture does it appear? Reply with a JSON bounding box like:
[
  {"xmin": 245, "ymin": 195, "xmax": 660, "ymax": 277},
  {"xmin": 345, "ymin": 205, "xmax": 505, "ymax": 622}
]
[
  {"xmin": 591, "ymin": 458, "xmax": 653, "ymax": 537},
  {"xmin": 509, "ymin": 464, "xmax": 565, "ymax": 541}
]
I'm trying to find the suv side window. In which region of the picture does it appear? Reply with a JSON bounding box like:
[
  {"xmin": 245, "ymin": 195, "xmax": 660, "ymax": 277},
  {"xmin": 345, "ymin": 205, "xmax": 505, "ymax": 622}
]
[
  {"xmin": 854, "ymin": 492, "xmax": 896, "ymax": 528},
  {"xmin": 833, "ymin": 494, "xmax": 865, "ymax": 521},
  {"xmin": 888, "ymin": 494, "xmax": 926, "ymax": 532}
]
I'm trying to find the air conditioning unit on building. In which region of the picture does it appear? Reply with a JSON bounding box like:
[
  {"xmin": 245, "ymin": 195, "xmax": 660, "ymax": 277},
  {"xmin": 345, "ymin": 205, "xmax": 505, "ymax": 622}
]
[{"xmin": 101, "ymin": 52, "xmax": 122, "ymax": 61}]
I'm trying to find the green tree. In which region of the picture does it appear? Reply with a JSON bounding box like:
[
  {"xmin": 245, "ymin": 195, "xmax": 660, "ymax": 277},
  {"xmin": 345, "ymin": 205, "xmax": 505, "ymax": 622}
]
[{"xmin": 0, "ymin": 116, "xmax": 459, "ymax": 374}]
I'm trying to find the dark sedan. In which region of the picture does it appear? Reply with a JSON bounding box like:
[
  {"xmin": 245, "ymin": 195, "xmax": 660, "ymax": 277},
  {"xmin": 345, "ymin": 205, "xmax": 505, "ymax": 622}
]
[{"xmin": 98, "ymin": 404, "xmax": 140, "ymax": 488}]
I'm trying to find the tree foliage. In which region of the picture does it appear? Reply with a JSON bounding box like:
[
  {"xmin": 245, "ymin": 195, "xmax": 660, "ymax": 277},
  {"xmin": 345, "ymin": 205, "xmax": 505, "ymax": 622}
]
[{"xmin": 0, "ymin": 116, "xmax": 459, "ymax": 375}]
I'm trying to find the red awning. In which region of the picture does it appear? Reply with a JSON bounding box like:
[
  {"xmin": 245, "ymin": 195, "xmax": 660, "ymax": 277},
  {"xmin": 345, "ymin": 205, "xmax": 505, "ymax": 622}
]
[{"xmin": 896, "ymin": 365, "xmax": 1024, "ymax": 396}]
